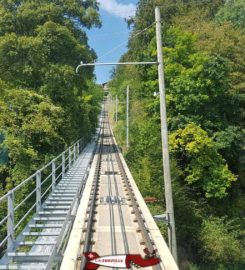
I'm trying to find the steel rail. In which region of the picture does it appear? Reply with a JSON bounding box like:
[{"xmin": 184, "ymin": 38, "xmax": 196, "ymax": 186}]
[
  {"xmin": 112, "ymin": 138, "xmax": 162, "ymax": 270},
  {"xmin": 108, "ymin": 132, "xmax": 130, "ymax": 255},
  {"xmin": 79, "ymin": 118, "xmax": 104, "ymax": 270},
  {"xmin": 104, "ymin": 120, "xmax": 117, "ymax": 270},
  {"xmin": 104, "ymin": 114, "xmax": 130, "ymax": 255},
  {"xmin": 103, "ymin": 124, "xmax": 117, "ymax": 255}
]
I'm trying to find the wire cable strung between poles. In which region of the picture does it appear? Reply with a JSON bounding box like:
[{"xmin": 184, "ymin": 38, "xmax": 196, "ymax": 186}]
[
  {"xmin": 95, "ymin": 21, "xmax": 156, "ymax": 62},
  {"xmin": 75, "ymin": 21, "xmax": 160, "ymax": 73}
]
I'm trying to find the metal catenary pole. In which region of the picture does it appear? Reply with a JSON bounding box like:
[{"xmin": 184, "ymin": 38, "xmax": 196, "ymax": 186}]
[
  {"xmin": 126, "ymin": 86, "xmax": 129, "ymax": 149},
  {"xmin": 155, "ymin": 6, "xmax": 178, "ymax": 263}
]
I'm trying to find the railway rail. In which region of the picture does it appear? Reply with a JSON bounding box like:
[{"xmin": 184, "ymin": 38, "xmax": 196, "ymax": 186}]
[{"xmin": 61, "ymin": 102, "xmax": 178, "ymax": 270}]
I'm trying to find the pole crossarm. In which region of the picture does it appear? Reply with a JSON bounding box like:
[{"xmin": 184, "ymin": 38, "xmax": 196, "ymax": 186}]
[{"xmin": 76, "ymin": 61, "xmax": 158, "ymax": 73}]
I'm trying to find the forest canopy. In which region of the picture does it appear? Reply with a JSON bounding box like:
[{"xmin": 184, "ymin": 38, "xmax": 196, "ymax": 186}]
[
  {"xmin": 0, "ymin": 0, "xmax": 103, "ymax": 195},
  {"xmin": 0, "ymin": 0, "xmax": 244, "ymax": 269},
  {"xmin": 109, "ymin": 0, "xmax": 245, "ymax": 269}
]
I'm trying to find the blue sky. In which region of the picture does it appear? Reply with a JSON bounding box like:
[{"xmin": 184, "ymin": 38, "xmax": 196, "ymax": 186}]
[{"xmin": 86, "ymin": 0, "xmax": 139, "ymax": 84}]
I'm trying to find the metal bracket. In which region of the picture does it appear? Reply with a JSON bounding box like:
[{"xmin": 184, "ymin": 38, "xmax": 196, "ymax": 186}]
[
  {"xmin": 100, "ymin": 196, "xmax": 125, "ymax": 205},
  {"xmin": 153, "ymin": 213, "xmax": 169, "ymax": 224}
]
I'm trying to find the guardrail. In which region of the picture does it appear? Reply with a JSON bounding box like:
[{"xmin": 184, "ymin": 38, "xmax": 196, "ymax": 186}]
[{"xmin": 0, "ymin": 137, "xmax": 87, "ymax": 253}]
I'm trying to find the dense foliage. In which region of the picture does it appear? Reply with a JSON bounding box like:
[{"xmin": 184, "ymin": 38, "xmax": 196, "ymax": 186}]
[
  {"xmin": 0, "ymin": 1, "xmax": 103, "ymax": 198},
  {"xmin": 109, "ymin": 0, "xmax": 245, "ymax": 269},
  {"xmin": 0, "ymin": 0, "xmax": 103, "ymax": 254}
]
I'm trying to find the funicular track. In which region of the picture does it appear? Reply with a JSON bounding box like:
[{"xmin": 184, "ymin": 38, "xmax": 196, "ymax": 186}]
[
  {"xmin": 1, "ymin": 102, "xmax": 178, "ymax": 270},
  {"xmin": 74, "ymin": 106, "xmax": 164, "ymax": 270}
]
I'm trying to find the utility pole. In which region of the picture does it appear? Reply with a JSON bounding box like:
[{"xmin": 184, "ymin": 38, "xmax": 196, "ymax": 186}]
[
  {"xmin": 155, "ymin": 7, "xmax": 178, "ymax": 263},
  {"xmin": 116, "ymin": 95, "xmax": 118, "ymax": 122},
  {"xmin": 126, "ymin": 86, "xmax": 129, "ymax": 148}
]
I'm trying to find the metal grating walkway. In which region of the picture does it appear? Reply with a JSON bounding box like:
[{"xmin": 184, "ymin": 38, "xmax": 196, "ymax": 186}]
[{"xmin": 0, "ymin": 140, "xmax": 97, "ymax": 270}]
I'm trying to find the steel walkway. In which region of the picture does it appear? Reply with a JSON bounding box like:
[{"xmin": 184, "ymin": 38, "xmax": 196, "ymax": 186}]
[{"xmin": 0, "ymin": 137, "xmax": 97, "ymax": 270}]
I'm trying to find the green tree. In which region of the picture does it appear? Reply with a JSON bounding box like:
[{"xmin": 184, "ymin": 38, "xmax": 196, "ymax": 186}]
[
  {"xmin": 109, "ymin": 1, "xmax": 244, "ymax": 268},
  {"xmin": 216, "ymin": 0, "xmax": 245, "ymax": 30},
  {"xmin": 200, "ymin": 216, "xmax": 245, "ymax": 268},
  {"xmin": 169, "ymin": 123, "xmax": 236, "ymax": 199},
  {"xmin": 0, "ymin": 89, "xmax": 65, "ymax": 187},
  {"xmin": 173, "ymin": 7, "xmax": 245, "ymax": 124},
  {"xmin": 0, "ymin": 0, "xmax": 103, "ymax": 196},
  {"xmin": 0, "ymin": 0, "xmax": 102, "ymax": 149}
]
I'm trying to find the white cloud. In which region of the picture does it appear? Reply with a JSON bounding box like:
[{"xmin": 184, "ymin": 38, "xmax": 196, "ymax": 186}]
[{"xmin": 97, "ymin": 0, "xmax": 136, "ymax": 19}]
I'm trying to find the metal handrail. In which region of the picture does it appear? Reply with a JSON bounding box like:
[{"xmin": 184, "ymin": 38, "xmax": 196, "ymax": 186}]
[
  {"xmin": 0, "ymin": 137, "xmax": 86, "ymax": 251},
  {"xmin": 14, "ymin": 188, "xmax": 37, "ymax": 212},
  {"xmin": 0, "ymin": 234, "xmax": 9, "ymax": 248},
  {"xmin": 55, "ymin": 163, "xmax": 63, "ymax": 171},
  {"xmin": 39, "ymin": 161, "xmax": 52, "ymax": 172},
  {"xmin": 0, "ymin": 193, "xmax": 8, "ymax": 204},
  {"xmin": 14, "ymin": 203, "xmax": 36, "ymax": 230},
  {"xmin": 0, "ymin": 215, "xmax": 9, "ymax": 227},
  {"xmin": 55, "ymin": 171, "xmax": 63, "ymax": 182},
  {"xmin": 41, "ymin": 173, "xmax": 53, "ymax": 186},
  {"xmin": 41, "ymin": 183, "xmax": 53, "ymax": 199},
  {"xmin": 11, "ymin": 172, "xmax": 37, "ymax": 193}
]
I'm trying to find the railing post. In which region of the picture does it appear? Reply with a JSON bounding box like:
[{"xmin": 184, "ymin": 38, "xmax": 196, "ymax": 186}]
[
  {"xmin": 69, "ymin": 147, "xmax": 71, "ymax": 169},
  {"xmin": 77, "ymin": 141, "xmax": 80, "ymax": 156},
  {"xmin": 52, "ymin": 161, "xmax": 56, "ymax": 191},
  {"xmin": 36, "ymin": 171, "xmax": 41, "ymax": 213},
  {"xmin": 62, "ymin": 152, "xmax": 65, "ymax": 178},
  {"xmin": 73, "ymin": 144, "xmax": 76, "ymax": 162},
  {"xmin": 7, "ymin": 191, "xmax": 14, "ymax": 251}
]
